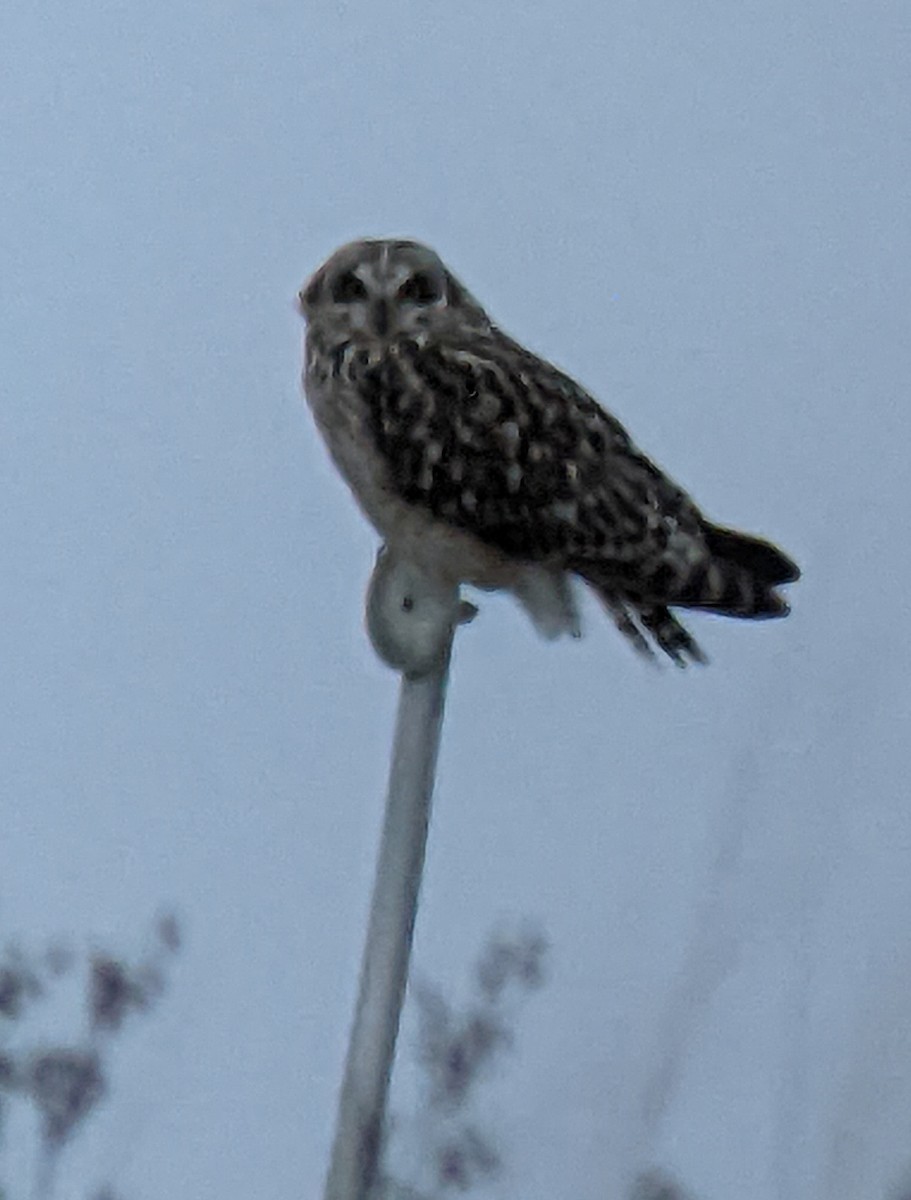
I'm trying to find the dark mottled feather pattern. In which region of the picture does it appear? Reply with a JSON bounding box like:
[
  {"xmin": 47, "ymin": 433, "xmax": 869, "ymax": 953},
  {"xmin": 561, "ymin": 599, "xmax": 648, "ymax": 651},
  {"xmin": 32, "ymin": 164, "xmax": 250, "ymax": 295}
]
[
  {"xmin": 350, "ymin": 332, "xmax": 798, "ymax": 662},
  {"xmin": 357, "ymin": 334, "xmax": 698, "ymax": 565},
  {"xmin": 301, "ymin": 237, "xmax": 799, "ymax": 664}
]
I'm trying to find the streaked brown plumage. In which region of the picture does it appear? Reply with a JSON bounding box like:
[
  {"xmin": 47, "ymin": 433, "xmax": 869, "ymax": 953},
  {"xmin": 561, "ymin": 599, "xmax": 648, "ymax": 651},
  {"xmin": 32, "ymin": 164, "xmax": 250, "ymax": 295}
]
[{"xmin": 299, "ymin": 238, "xmax": 799, "ymax": 664}]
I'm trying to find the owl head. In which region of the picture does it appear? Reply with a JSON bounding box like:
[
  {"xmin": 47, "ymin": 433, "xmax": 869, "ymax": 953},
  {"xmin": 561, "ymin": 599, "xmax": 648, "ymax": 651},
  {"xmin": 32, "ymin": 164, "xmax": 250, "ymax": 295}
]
[{"xmin": 298, "ymin": 238, "xmax": 491, "ymax": 342}]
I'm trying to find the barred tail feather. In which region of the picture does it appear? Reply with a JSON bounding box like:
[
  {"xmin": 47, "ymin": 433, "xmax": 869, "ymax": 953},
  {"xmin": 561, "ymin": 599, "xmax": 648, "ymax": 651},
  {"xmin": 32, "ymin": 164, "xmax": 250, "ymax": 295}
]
[
  {"xmin": 671, "ymin": 524, "xmax": 799, "ymax": 618},
  {"xmin": 639, "ymin": 606, "xmax": 708, "ymax": 667},
  {"xmin": 580, "ymin": 524, "xmax": 798, "ymax": 664},
  {"xmin": 703, "ymin": 525, "xmax": 800, "ymax": 586},
  {"xmin": 589, "ymin": 587, "xmax": 707, "ymax": 667}
]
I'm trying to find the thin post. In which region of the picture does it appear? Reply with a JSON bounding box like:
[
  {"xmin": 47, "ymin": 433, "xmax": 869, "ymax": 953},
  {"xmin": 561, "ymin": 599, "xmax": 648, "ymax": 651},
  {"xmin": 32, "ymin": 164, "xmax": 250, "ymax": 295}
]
[{"xmin": 322, "ymin": 550, "xmax": 475, "ymax": 1200}]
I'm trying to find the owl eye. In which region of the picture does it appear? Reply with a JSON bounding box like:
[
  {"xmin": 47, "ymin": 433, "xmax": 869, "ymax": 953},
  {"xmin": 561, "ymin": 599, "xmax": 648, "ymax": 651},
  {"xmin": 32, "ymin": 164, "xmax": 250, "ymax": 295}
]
[
  {"xmin": 397, "ymin": 272, "xmax": 442, "ymax": 304},
  {"xmin": 331, "ymin": 271, "xmax": 368, "ymax": 303}
]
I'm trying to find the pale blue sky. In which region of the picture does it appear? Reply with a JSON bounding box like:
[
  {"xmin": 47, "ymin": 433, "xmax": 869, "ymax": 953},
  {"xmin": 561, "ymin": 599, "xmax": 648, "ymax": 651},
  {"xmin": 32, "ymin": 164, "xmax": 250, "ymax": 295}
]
[{"xmin": 2, "ymin": 2, "xmax": 910, "ymax": 1197}]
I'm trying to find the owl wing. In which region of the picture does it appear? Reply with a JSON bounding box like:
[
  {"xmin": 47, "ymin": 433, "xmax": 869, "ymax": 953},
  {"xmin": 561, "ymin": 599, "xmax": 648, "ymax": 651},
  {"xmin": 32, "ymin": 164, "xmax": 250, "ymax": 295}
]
[{"xmin": 360, "ymin": 331, "xmax": 701, "ymax": 575}]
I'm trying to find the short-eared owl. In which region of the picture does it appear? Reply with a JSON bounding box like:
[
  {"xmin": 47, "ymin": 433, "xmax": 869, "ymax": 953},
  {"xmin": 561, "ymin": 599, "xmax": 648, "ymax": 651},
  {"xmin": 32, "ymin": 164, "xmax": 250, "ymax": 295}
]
[{"xmin": 299, "ymin": 238, "xmax": 798, "ymax": 664}]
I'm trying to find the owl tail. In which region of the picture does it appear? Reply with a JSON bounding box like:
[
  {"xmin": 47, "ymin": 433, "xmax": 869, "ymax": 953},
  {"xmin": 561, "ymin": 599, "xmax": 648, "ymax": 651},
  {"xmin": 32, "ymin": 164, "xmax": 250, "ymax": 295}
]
[
  {"xmin": 581, "ymin": 525, "xmax": 798, "ymax": 665},
  {"xmin": 681, "ymin": 524, "xmax": 800, "ymax": 618}
]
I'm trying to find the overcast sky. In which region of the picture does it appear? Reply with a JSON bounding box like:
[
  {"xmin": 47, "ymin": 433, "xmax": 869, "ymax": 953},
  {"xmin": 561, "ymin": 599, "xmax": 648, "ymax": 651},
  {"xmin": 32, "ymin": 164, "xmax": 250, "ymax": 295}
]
[{"xmin": 2, "ymin": 2, "xmax": 910, "ymax": 1198}]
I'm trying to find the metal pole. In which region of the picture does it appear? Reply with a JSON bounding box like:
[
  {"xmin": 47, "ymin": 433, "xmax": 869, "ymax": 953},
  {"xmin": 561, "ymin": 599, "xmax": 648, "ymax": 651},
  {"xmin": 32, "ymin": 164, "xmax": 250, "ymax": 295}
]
[{"xmin": 323, "ymin": 551, "xmax": 474, "ymax": 1200}]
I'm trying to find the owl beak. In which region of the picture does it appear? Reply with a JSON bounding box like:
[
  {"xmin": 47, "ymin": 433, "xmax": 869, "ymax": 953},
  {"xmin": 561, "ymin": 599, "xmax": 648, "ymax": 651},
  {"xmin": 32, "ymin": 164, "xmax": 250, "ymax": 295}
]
[{"xmin": 372, "ymin": 298, "xmax": 390, "ymax": 337}]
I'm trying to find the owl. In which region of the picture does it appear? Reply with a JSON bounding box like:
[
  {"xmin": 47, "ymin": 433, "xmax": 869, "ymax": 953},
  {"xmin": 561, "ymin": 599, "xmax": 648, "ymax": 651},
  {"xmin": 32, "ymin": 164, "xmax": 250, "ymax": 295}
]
[{"xmin": 298, "ymin": 238, "xmax": 799, "ymax": 665}]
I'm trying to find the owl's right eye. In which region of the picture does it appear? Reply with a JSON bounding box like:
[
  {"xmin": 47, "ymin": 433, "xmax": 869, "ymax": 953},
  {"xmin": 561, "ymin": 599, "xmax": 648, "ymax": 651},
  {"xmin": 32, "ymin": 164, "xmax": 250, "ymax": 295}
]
[
  {"xmin": 331, "ymin": 271, "xmax": 368, "ymax": 303},
  {"xmin": 397, "ymin": 271, "xmax": 441, "ymax": 304}
]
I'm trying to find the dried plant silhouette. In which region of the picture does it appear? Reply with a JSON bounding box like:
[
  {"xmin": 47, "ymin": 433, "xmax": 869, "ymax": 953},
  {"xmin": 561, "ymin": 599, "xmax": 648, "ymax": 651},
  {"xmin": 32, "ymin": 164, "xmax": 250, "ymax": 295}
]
[
  {"xmin": 379, "ymin": 926, "xmax": 547, "ymax": 1198},
  {"xmin": 0, "ymin": 912, "xmax": 180, "ymax": 1200}
]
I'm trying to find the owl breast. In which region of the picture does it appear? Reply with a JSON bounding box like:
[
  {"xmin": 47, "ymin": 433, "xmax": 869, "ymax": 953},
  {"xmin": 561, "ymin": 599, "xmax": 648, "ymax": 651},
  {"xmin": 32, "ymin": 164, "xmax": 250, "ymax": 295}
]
[{"xmin": 304, "ymin": 340, "xmax": 522, "ymax": 591}]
